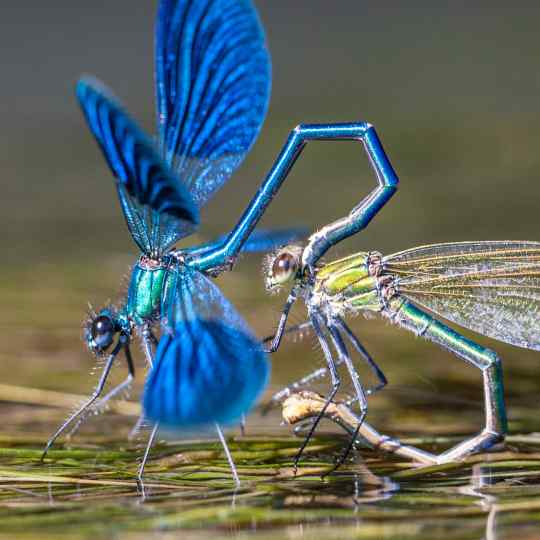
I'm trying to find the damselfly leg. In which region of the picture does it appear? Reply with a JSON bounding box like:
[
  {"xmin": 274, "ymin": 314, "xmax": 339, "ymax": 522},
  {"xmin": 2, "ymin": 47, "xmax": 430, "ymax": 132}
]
[
  {"xmin": 266, "ymin": 367, "xmax": 329, "ymax": 412},
  {"xmin": 141, "ymin": 325, "xmax": 158, "ymax": 368},
  {"xmin": 128, "ymin": 325, "xmax": 158, "ymax": 441},
  {"xmin": 137, "ymin": 423, "xmax": 159, "ymax": 484},
  {"xmin": 136, "ymin": 327, "xmax": 160, "ymax": 480},
  {"xmin": 292, "ymin": 314, "xmax": 341, "ymax": 472},
  {"xmin": 41, "ymin": 335, "xmax": 131, "ymax": 460},
  {"xmin": 216, "ymin": 423, "xmax": 240, "ymax": 487},
  {"xmin": 92, "ymin": 344, "xmax": 135, "ymax": 413},
  {"xmin": 335, "ymin": 317, "xmax": 387, "ymax": 396},
  {"xmin": 264, "ymin": 291, "xmax": 298, "ymax": 353},
  {"xmin": 265, "ymin": 319, "xmax": 385, "ymax": 411},
  {"xmin": 325, "ymin": 324, "xmax": 368, "ymax": 475}
]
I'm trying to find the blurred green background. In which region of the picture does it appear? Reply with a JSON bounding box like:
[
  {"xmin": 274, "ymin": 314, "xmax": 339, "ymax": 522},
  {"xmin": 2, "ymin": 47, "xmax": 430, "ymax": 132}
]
[{"xmin": 1, "ymin": 2, "xmax": 540, "ymax": 538}]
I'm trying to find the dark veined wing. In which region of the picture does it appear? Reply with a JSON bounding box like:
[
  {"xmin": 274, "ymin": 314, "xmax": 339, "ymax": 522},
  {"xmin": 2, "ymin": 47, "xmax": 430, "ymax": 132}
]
[
  {"xmin": 385, "ymin": 241, "xmax": 540, "ymax": 350},
  {"xmin": 188, "ymin": 227, "xmax": 308, "ymax": 255},
  {"xmin": 143, "ymin": 269, "xmax": 269, "ymax": 428},
  {"xmin": 77, "ymin": 77, "xmax": 199, "ymax": 254},
  {"xmin": 155, "ymin": 0, "xmax": 271, "ymax": 208}
]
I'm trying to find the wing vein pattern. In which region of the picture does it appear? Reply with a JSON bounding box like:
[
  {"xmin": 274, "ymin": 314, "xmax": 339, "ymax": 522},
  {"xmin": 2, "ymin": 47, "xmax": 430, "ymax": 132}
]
[{"xmin": 384, "ymin": 241, "xmax": 540, "ymax": 350}]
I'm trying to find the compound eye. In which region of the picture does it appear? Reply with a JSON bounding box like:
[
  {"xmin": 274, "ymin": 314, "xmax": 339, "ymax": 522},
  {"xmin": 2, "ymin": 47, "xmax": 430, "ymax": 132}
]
[
  {"xmin": 91, "ymin": 315, "xmax": 115, "ymax": 351},
  {"xmin": 272, "ymin": 252, "xmax": 297, "ymax": 282}
]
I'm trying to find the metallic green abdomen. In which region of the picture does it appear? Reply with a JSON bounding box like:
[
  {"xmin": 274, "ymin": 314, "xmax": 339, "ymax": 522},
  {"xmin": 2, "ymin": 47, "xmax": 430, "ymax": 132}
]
[{"xmin": 127, "ymin": 262, "xmax": 167, "ymax": 324}]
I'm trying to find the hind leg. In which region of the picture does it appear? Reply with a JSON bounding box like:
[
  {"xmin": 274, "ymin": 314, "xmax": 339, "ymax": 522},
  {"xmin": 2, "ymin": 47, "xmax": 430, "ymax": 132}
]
[{"xmin": 292, "ymin": 314, "xmax": 341, "ymax": 472}]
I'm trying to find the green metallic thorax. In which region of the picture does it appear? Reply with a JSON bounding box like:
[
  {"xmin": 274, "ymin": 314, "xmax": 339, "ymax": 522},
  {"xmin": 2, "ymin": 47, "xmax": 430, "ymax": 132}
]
[
  {"xmin": 127, "ymin": 257, "xmax": 169, "ymax": 325},
  {"xmin": 313, "ymin": 252, "xmax": 384, "ymax": 312}
]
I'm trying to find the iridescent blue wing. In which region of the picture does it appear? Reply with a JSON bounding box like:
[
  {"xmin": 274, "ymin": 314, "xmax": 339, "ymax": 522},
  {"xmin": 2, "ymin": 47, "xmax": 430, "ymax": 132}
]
[
  {"xmin": 155, "ymin": 0, "xmax": 271, "ymax": 208},
  {"xmin": 77, "ymin": 77, "xmax": 199, "ymax": 254},
  {"xmin": 187, "ymin": 227, "xmax": 308, "ymax": 255},
  {"xmin": 143, "ymin": 269, "xmax": 269, "ymax": 428}
]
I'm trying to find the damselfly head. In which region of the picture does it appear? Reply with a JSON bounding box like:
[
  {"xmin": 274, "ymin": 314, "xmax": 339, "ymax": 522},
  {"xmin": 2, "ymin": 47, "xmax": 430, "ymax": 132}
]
[
  {"xmin": 264, "ymin": 245, "xmax": 303, "ymax": 292},
  {"xmin": 84, "ymin": 307, "xmax": 118, "ymax": 355}
]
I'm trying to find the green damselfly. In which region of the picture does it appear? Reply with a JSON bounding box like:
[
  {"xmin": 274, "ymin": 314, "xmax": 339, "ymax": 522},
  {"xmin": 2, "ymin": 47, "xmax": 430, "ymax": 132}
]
[{"xmin": 264, "ymin": 240, "xmax": 540, "ymax": 472}]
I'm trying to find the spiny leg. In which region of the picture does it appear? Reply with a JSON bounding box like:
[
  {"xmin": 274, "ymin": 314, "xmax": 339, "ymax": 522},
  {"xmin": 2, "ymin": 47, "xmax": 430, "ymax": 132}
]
[
  {"xmin": 92, "ymin": 344, "xmax": 135, "ymax": 413},
  {"xmin": 335, "ymin": 316, "xmax": 387, "ymax": 396},
  {"xmin": 193, "ymin": 123, "xmax": 398, "ymax": 272},
  {"xmin": 133, "ymin": 328, "xmax": 160, "ymax": 465},
  {"xmin": 128, "ymin": 326, "xmax": 157, "ymax": 440},
  {"xmin": 140, "ymin": 324, "xmax": 158, "ymax": 368},
  {"xmin": 267, "ymin": 319, "xmax": 384, "ymax": 412},
  {"xmin": 293, "ymin": 313, "xmax": 341, "ymax": 472},
  {"xmin": 41, "ymin": 336, "xmax": 127, "ymax": 460},
  {"xmin": 261, "ymin": 321, "xmax": 318, "ymax": 413},
  {"xmin": 263, "ymin": 290, "xmax": 298, "ymax": 353},
  {"xmin": 216, "ymin": 423, "xmax": 240, "ymax": 488},
  {"xmin": 265, "ymin": 367, "xmax": 329, "ymax": 413},
  {"xmin": 326, "ymin": 324, "xmax": 368, "ymax": 475},
  {"xmin": 137, "ymin": 423, "xmax": 158, "ymax": 483},
  {"xmin": 262, "ymin": 321, "xmax": 313, "ymax": 348},
  {"xmin": 67, "ymin": 345, "xmax": 136, "ymax": 438},
  {"xmin": 391, "ymin": 300, "xmax": 507, "ymax": 461}
]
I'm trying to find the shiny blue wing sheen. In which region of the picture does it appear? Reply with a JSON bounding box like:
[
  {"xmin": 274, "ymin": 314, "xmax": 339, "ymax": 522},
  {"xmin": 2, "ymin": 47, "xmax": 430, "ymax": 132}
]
[
  {"xmin": 143, "ymin": 320, "xmax": 269, "ymax": 427},
  {"xmin": 143, "ymin": 269, "xmax": 269, "ymax": 428},
  {"xmin": 77, "ymin": 77, "xmax": 200, "ymax": 251},
  {"xmin": 116, "ymin": 185, "xmax": 152, "ymax": 253},
  {"xmin": 155, "ymin": 0, "xmax": 271, "ymax": 207}
]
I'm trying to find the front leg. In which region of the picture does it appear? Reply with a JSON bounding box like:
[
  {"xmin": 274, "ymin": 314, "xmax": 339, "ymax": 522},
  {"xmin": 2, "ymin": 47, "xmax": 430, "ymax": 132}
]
[
  {"xmin": 92, "ymin": 344, "xmax": 136, "ymax": 413},
  {"xmin": 263, "ymin": 291, "xmax": 298, "ymax": 353},
  {"xmin": 41, "ymin": 335, "xmax": 128, "ymax": 460},
  {"xmin": 192, "ymin": 123, "xmax": 399, "ymax": 273}
]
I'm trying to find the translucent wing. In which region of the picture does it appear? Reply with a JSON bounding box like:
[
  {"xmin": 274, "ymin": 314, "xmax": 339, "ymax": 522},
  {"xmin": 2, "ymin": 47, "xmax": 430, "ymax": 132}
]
[
  {"xmin": 143, "ymin": 269, "xmax": 269, "ymax": 428},
  {"xmin": 187, "ymin": 227, "xmax": 308, "ymax": 255},
  {"xmin": 385, "ymin": 241, "xmax": 540, "ymax": 350},
  {"xmin": 77, "ymin": 77, "xmax": 199, "ymax": 254},
  {"xmin": 155, "ymin": 0, "xmax": 271, "ymax": 207},
  {"xmin": 228, "ymin": 227, "xmax": 308, "ymax": 253}
]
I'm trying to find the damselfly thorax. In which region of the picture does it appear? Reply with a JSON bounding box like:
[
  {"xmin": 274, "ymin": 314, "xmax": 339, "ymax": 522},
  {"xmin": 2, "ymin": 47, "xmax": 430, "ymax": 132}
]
[
  {"xmin": 311, "ymin": 251, "xmax": 393, "ymax": 318},
  {"xmin": 126, "ymin": 255, "xmax": 171, "ymax": 325}
]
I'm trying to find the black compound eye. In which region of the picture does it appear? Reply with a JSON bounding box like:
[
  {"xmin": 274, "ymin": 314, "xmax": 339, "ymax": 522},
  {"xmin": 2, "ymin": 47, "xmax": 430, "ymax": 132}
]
[
  {"xmin": 91, "ymin": 315, "xmax": 115, "ymax": 351},
  {"xmin": 92, "ymin": 316, "xmax": 114, "ymax": 338},
  {"xmin": 272, "ymin": 252, "xmax": 297, "ymax": 279}
]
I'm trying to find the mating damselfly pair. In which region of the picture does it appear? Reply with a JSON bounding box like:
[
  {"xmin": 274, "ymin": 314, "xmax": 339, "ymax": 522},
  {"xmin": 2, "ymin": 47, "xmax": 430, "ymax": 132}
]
[{"xmin": 40, "ymin": 0, "xmax": 539, "ymax": 485}]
